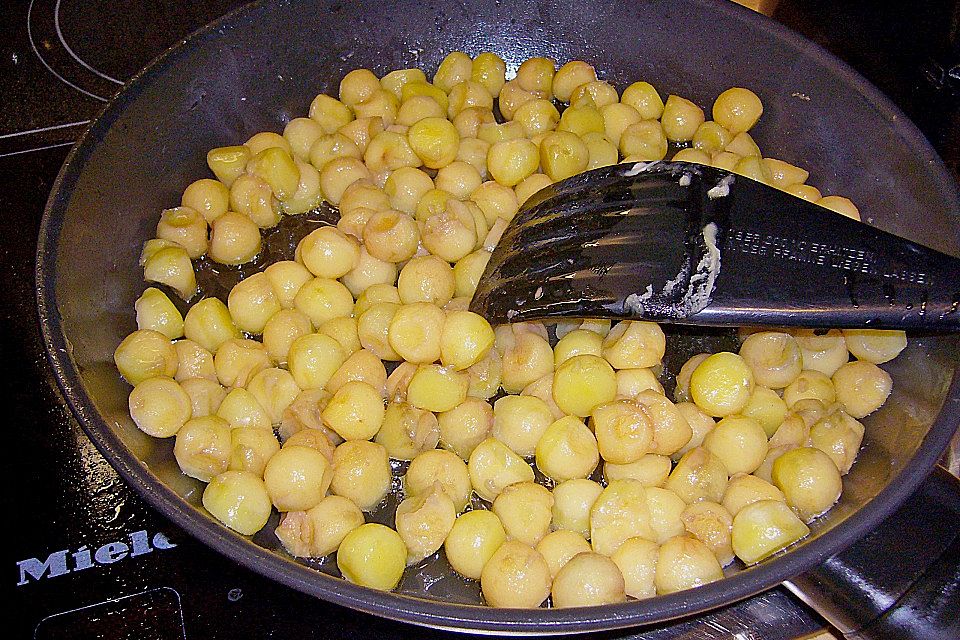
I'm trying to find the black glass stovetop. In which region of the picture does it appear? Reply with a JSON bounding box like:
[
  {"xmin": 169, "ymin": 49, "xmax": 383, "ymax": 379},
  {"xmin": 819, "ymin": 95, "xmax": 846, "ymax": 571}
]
[{"xmin": 4, "ymin": 1, "xmax": 959, "ymax": 638}]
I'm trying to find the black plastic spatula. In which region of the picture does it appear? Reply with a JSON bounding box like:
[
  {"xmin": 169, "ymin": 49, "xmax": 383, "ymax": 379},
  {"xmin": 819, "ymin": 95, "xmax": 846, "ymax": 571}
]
[{"xmin": 469, "ymin": 161, "xmax": 960, "ymax": 329}]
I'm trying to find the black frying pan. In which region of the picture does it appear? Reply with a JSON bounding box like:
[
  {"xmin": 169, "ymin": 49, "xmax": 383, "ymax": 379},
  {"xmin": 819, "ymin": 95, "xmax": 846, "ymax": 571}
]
[{"xmin": 36, "ymin": 0, "xmax": 960, "ymax": 636}]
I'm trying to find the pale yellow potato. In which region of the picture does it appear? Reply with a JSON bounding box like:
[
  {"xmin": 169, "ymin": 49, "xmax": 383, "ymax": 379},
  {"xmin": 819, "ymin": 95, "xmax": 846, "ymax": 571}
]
[
  {"xmin": 341, "ymin": 246, "xmax": 398, "ymax": 298},
  {"xmin": 741, "ymin": 386, "xmax": 788, "ymax": 437},
  {"xmin": 552, "ymin": 60, "xmax": 597, "ymax": 102},
  {"xmin": 207, "ymin": 146, "xmax": 251, "ymax": 188},
  {"xmin": 226, "ymin": 273, "xmax": 281, "ymax": 336},
  {"xmin": 439, "ymin": 310, "xmax": 495, "ymax": 371},
  {"xmin": 737, "ymin": 155, "xmax": 774, "ymax": 183},
  {"xmin": 250, "ymin": 146, "xmax": 302, "ymax": 201},
  {"xmin": 621, "ymin": 81, "xmax": 664, "ymax": 120},
  {"xmin": 244, "ymin": 130, "xmax": 290, "ymax": 155},
  {"xmin": 832, "ymin": 360, "xmax": 892, "ymax": 418},
  {"xmin": 536, "ymin": 530, "xmax": 592, "ymax": 578},
  {"xmin": 702, "ymin": 415, "xmax": 768, "ymax": 475},
  {"xmin": 681, "ymin": 501, "xmax": 734, "ymax": 567},
  {"xmin": 661, "ymin": 95, "xmax": 705, "ymax": 142},
  {"xmin": 275, "ymin": 495, "xmax": 364, "ymax": 558},
  {"xmin": 500, "ymin": 331, "xmax": 555, "ymax": 394},
  {"xmin": 421, "ymin": 204, "xmax": 478, "ymax": 263},
  {"xmin": 405, "ymin": 448, "xmax": 472, "ymax": 513},
  {"xmin": 536, "ymin": 415, "xmax": 600, "ymax": 482},
  {"xmin": 397, "ymin": 255, "xmax": 456, "ymax": 306},
  {"xmin": 793, "ymin": 329, "xmax": 848, "ymax": 377},
  {"xmin": 298, "ymin": 226, "xmax": 361, "ymax": 279},
  {"xmin": 318, "ymin": 316, "xmax": 361, "ymax": 357},
  {"xmin": 182, "ymin": 177, "xmax": 230, "ymax": 222},
  {"xmin": 809, "ymin": 409, "xmax": 865, "ymax": 475},
  {"xmin": 498, "ymin": 79, "xmax": 537, "ymax": 120},
  {"xmin": 772, "ymin": 446, "xmax": 842, "ymax": 522},
  {"xmin": 514, "ymin": 172, "xmax": 553, "ymax": 206},
  {"xmin": 395, "ymin": 485, "xmax": 457, "ymax": 564},
  {"xmin": 213, "ymin": 338, "xmax": 271, "ymax": 388},
  {"xmin": 604, "ymin": 454, "xmax": 672, "ymax": 487},
  {"xmin": 713, "ymin": 87, "xmax": 763, "ymax": 134},
  {"xmin": 754, "ymin": 445, "xmax": 792, "ymax": 484},
  {"xmin": 396, "ymin": 95, "xmax": 445, "ymax": 127},
  {"xmin": 615, "ymin": 367, "xmax": 664, "ymax": 399},
  {"xmin": 725, "ymin": 131, "xmax": 761, "ymax": 157},
  {"xmin": 739, "ymin": 331, "xmax": 803, "ymax": 389},
  {"xmin": 591, "ymin": 400, "xmax": 654, "ymax": 465},
  {"xmin": 180, "ymin": 377, "xmax": 227, "ymax": 418},
  {"xmin": 216, "ymin": 387, "xmax": 271, "ymax": 430},
  {"xmin": 228, "ymin": 175, "xmax": 280, "ymax": 228},
  {"xmin": 375, "ymin": 402, "xmax": 440, "ymax": 461},
  {"xmin": 338, "ymin": 68, "xmax": 380, "ymax": 107},
  {"xmin": 787, "ymin": 183, "xmax": 823, "ymax": 201},
  {"xmin": 590, "ymin": 479, "xmax": 655, "ymax": 556},
  {"xmin": 263, "ymin": 260, "xmax": 313, "ymax": 309},
  {"xmin": 447, "ymin": 80, "xmax": 494, "ymax": 119},
  {"xmin": 308, "ymin": 93, "xmax": 353, "ymax": 133},
  {"xmin": 203, "ymin": 470, "xmax": 272, "ymax": 535},
  {"xmin": 173, "ymin": 339, "xmax": 216, "ymax": 382},
  {"xmin": 782, "ymin": 369, "xmax": 836, "ymax": 408},
  {"xmin": 620, "ymin": 120, "xmax": 668, "ymax": 161},
  {"xmin": 337, "ymin": 523, "xmax": 407, "ymax": 591},
  {"xmin": 611, "ymin": 536, "xmax": 659, "ymax": 599},
  {"xmin": 468, "ymin": 437, "xmax": 535, "ymax": 502},
  {"xmin": 438, "ymin": 397, "xmax": 494, "ymax": 459},
  {"xmin": 228, "ymin": 426, "xmax": 281, "ymax": 476},
  {"xmin": 672, "ymin": 402, "xmax": 716, "ymax": 460},
  {"xmin": 818, "ymin": 195, "xmax": 861, "ymax": 220},
  {"xmin": 293, "ymin": 277, "xmax": 354, "ymax": 327},
  {"xmin": 279, "ymin": 387, "xmax": 332, "ymax": 440},
  {"xmin": 486, "ymin": 138, "xmax": 540, "ymax": 187},
  {"xmin": 691, "ymin": 121, "xmax": 733, "ymax": 155},
  {"xmin": 353, "ymin": 89, "xmax": 399, "ymax": 128},
  {"xmin": 722, "ymin": 473, "xmax": 785, "ymax": 517},
  {"xmin": 330, "ymin": 440, "xmax": 391, "ymax": 511},
  {"xmin": 732, "ymin": 499, "xmax": 810, "ymax": 564},
  {"xmin": 552, "ymin": 354, "xmax": 618, "ymax": 417},
  {"xmin": 634, "ymin": 390, "xmax": 693, "ymax": 456},
  {"xmin": 115, "ymin": 329, "xmax": 178, "ymax": 386},
  {"xmin": 156, "ymin": 206, "xmax": 208, "ymax": 259},
  {"xmin": 173, "ymin": 415, "xmax": 231, "ymax": 480},
  {"xmin": 552, "ymin": 551, "xmax": 627, "ymax": 607},
  {"xmin": 357, "ymin": 302, "xmax": 401, "ymax": 361},
  {"xmin": 407, "ymin": 364, "xmax": 469, "ymax": 413},
  {"xmin": 601, "ymin": 321, "xmax": 666, "ymax": 370},
  {"xmin": 353, "ymin": 283, "xmax": 401, "ymax": 316},
  {"xmin": 321, "ymin": 380, "xmax": 385, "ymax": 441},
  {"xmin": 246, "ymin": 367, "xmax": 301, "ymax": 425},
  {"xmin": 674, "ymin": 353, "xmax": 710, "ymax": 403},
  {"xmin": 672, "ymin": 148, "xmax": 712, "ymax": 164},
  {"xmin": 689, "ymin": 351, "xmax": 755, "ymax": 417},
  {"xmin": 492, "ymin": 481, "xmax": 555, "ymax": 546},
  {"xmin": 262, "ymin": 309, "xmax": 313, "ymax": 365},
  {"xmin": 654, "ymin": 535, "xmax": 723, "ymax": 594},
  {"xmin": 388, "ymin": 302, "xmax": 445, "ymax": 364},
  {"xmin": 551, "ymin": 478, "xmax": 604, "ymax": 537},
  {"xmin": 339, "ymin": 117, "xmax": 386, "ymax": 157},
  {"xmin": 263, "ymin": 444, "xmax": 332, "ymax": 512},
  {"xmin": 539, "ymin": 130, "xmax": 589, "ymax": 181},
  {"xmin": 480, "ymin": 540, "xmax": 551, "ymax": 608},
  {"xmin": 128, "ymin": 376, "xmax": 192, "ymax": 438},
  {"xmin": 287, "ymin": 333, "xmax": 346, "ymax": 390},
  {"xmin": 665, "ymin": 447, "xmax": 729, "ymax": 504},
  {"xmin": 443, "ymin": 510, "xmax": 507, "ymax": 583},
  {"xmin": 842, "ymin": 329, "xmax": 907, "ymax": 364},
  {"xmin": 645, "ymin": 486, "xmax": 687, "ymax": 543},
  {"xmin": 141, "ymin": 243, "xmax": 198, "ymax": 300},
  {"xmin": 492, "ymin": 394, "xmax": 554, "ymax": 458}
]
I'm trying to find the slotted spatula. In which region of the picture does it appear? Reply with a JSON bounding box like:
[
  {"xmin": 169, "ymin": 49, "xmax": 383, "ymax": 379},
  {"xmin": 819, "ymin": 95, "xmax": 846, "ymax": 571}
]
[{"xmin": 469, "ymin": 161, "xmax": 960, "ymax": 329}]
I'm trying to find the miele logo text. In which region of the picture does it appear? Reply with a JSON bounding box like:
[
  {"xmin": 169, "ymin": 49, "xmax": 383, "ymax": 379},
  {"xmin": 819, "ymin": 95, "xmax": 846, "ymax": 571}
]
[{"xmin": 16, "ymin": 530, "xmax": 177, "ymax": 586}]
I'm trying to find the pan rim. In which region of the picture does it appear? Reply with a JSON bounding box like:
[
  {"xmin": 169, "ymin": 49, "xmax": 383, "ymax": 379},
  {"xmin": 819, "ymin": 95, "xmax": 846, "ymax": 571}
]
[{"xmin": 35, "ymin": 0, "xmax": 960, "ymax": 632}]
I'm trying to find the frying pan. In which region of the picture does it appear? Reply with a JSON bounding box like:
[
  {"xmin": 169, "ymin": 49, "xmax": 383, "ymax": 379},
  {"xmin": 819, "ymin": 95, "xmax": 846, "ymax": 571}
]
[{"xmin": 36, "ymin": 0, "xmax": 960, "ymax": 636}]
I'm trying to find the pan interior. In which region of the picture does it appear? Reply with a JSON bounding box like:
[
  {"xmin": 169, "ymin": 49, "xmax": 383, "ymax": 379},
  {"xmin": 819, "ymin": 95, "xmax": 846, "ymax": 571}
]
[{"xmin": 39, "ymin": 0, "xmax": 960, "ymax": 632}]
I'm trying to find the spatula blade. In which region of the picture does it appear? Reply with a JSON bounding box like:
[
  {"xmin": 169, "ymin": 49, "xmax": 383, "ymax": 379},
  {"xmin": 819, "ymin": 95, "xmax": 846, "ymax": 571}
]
[{"xmin": 469, "ymin": 161, "xmax": 960, "ymax": 330}]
